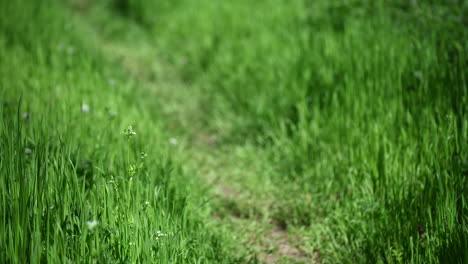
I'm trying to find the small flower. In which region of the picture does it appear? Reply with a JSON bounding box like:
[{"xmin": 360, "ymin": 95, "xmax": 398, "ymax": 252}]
[
  {"xmin": 143, "ymin": 201, "xmax": 150, "ymax": 209},
  {"xmin": 22, "ymin": 112, "xmax": 30, "ymax": 120},
  {"xmin": 128, "ymin": 242, "xmax": 136, "ymax": 246},
  {"xmin": 86, "ymin": 220, "xmax": 99, "ymax": 230},
  {"xmin": 24, "ymin": 148, "xmax": 32, "ymax": 154},
  {"xmin": 141, "ymin": 152, "xmax": 148, "ymax": 159},
  {"xmin": 169, "ymin": 138, "xmax": 178, "ymax": 145},
  {"xmin": 157, "ymin": 230, "xmax": 166, "ymax": 237},
  {"xmin": 81, "ymin": 103, "xmax": 90, "ymax": 113},
  {"xmin": 122, "ymin": 126, "xmax": 137, "ymax": 139}
]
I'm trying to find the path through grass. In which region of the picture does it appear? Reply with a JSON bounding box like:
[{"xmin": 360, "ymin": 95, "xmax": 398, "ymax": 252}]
[
  {"xmin": 72, "ymin": 7, "xmax": 312, "ymax": 262},
  {"xmin": 1, "ymin": 0, "xmax": 467, "ymax": 263}
]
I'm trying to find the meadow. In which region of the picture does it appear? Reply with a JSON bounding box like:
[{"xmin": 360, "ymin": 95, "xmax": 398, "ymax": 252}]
[{"xmin": 0, "ymin": 0, "xmax": 466, "ymax": 263}]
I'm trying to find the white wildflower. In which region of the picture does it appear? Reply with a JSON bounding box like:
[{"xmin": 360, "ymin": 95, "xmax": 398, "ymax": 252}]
[
  {"xmin": 169, "ymin": 138, "xmax": 178, "ymax": 145},
  {"xmin": 24, "ymin": 148, "xmax": 32, "ymax": 154},
  {"xmin": 141, "ymin": 152, "xmax": 148, "ymax": 159},
  {"xmin": 86, "ymin": 220, "xmax": 98, "ymax": 230},
  {"xmin": 122, "ymin": 126, "xmax": 137, "ymax": 139},
  {"xmin": 157, "ymin": 230, "xmax": 166, "ymax": 237},
  {"xmin": 81, "ymin": 103, "xmax": 90, "ymax": 113}
]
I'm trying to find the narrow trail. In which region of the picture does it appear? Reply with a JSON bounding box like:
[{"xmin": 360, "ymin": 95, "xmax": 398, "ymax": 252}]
[{"xmin": 73, "ymin": 9, "xmax": 318, "ymax": 263}]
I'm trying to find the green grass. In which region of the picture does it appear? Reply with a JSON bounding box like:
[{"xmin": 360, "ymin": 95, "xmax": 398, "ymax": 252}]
[
  {"xmin": 0, "ymin": 1, "xmax": 236, "ymax": 263},
  {"xmin": 1, "ymin": 0, "xmax": 467, "ymax": 263}
]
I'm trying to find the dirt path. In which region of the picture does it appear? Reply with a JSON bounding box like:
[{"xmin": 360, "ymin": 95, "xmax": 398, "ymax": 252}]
[
  {"xmin": 73, "ymin": 8, "xmax": 318, "ymax": 263},
  {"xmin": 188, "ymin": 145, "xmax": 316, "ymax": 263}
]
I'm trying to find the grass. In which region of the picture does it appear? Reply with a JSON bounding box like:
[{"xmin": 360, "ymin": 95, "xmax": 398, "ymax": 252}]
[
  {"xmin": 0, "ymin": 1, "xmax": 236, "ymax": 263},
  {"xmin": 1, "ymin": 0, "xmax": 467, "ymax": 263}
]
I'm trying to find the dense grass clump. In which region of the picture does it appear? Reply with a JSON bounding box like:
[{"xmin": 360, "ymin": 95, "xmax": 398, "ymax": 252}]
[
  {"xmin": 1, "ymin": 0, "xmax": 467, "ymax": 263},
  {"xmin": 0, "ymin": 1, "xmax": 236, "ymax": 263}
]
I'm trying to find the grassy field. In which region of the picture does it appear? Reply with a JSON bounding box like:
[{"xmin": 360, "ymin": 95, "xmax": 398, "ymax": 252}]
[{"xmin": 1, "ymin": 0, "xmax": 467, "ymax": 263}]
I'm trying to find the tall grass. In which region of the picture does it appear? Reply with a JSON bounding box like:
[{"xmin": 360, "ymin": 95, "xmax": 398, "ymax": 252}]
[
  {"xmin": 111, "ymin": 0, "xmax": 468, "ymax": 262},
  {"xmin": 1, "ymin": 0, "xmax": 467, "ymax": 263},
  {"xmin": 0, "ymin": 1, "xmax": 236, "ymax": 263}
]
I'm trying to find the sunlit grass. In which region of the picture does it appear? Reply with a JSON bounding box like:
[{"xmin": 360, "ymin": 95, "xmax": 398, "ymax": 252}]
[{"xmin": 1, "ymin": 0, "xmax": 467, "ymax": 263}]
